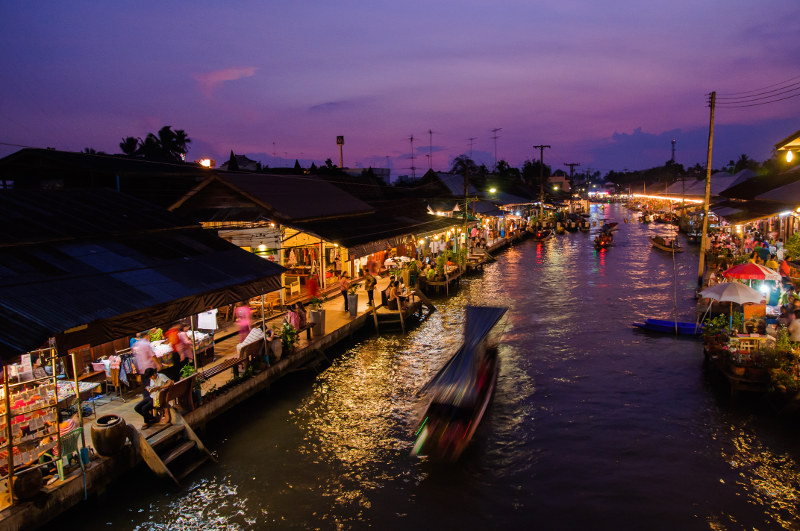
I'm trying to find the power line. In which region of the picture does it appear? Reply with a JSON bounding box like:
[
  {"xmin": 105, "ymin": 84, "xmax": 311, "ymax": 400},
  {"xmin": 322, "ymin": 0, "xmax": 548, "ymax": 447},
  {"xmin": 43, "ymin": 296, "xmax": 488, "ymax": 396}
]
[
  {"xmin": 717, "ymin": 75, "xmax": 800, "ymax": 97},
  {"xmin": 717, "ymin": 79, "xmax": 800, "ymax": 100},
  {"xmin": 716, "ymin": 83, "xmax": 800, "ymax": 104},
  {"xmin": 716, "ymin": 90, "xmax": 800, "ymax": 108}
]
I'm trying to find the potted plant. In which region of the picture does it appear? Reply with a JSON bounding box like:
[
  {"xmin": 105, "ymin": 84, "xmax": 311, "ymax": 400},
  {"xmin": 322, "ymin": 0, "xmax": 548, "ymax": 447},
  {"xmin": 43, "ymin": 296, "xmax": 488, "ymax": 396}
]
[
  {"xmin": 308, "ymin": 295, "xmax": 327, "ymax": 336},
  {"xmin": 281, "ymin": 322, "xmax": 298, "ymax": 354},
  {"xmin": 347, "ymin": 283, "xmax": 360, "ymax": 317}
]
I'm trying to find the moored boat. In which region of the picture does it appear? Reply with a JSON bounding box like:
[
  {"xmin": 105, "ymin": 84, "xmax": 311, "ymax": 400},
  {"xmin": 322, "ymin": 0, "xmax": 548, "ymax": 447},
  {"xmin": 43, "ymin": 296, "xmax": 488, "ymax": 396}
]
[
  {"xmin": 632, "ymin": 318, "xmax": 702, "ymax": 335},
  {"xmin": 411, "ymin": 306, "xmax": 508, "ymax": 461},
  {"xmin": 531, "ymin": 228, "xmax": 552, "ymax": 241},
  {"xmin": 650, "ymin": 235, "xmax": 683, "ymax": 253}
]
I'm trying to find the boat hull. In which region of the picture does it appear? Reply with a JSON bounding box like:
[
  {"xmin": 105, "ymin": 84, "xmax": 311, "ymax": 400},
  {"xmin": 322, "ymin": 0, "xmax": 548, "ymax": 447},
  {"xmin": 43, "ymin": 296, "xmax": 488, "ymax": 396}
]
[
  {"xmin": 412, "ymin": 351, "xmax": 499, "ymax": 461},
  {"xmin": 650, "ymin": 236, "xmax": 683, "ymax": 253},
  {"xmin": 632, "ymin": 318, "xmax": 702, "ymax": 335}
]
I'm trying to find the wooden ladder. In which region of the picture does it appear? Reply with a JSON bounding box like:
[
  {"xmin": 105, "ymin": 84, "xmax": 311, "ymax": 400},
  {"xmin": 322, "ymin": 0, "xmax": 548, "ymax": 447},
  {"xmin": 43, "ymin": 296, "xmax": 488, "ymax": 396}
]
[{"xmin": 127, "ymin": 408, "xmax": 217, "ymax": 486}]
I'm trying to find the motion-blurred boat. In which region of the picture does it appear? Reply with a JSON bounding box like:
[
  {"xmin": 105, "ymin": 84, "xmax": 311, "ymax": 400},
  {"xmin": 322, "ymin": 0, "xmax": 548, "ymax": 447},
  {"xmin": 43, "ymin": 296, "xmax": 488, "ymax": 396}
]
[{"xmin": 411, "ymin": 306, "xmax": 508, "ymax": 461}]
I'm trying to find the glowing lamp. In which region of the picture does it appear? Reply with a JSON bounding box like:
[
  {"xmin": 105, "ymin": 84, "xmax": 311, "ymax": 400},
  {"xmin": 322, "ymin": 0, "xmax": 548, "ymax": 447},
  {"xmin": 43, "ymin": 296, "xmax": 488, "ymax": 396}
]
[
  {"xmin": 489, "ymin": 187, "xmax": 496, "ymax": 193},
  {"xmin": 787, "ymin": 151, "xmax": 795, "ymax": 163}
]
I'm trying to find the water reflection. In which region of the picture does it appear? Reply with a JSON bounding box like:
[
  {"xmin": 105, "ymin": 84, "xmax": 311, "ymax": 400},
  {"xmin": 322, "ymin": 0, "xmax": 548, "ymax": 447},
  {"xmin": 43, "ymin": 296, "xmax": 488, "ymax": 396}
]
[{"xmin": 68, "ymin": 204, "xmax": 800, "ymax": 530}]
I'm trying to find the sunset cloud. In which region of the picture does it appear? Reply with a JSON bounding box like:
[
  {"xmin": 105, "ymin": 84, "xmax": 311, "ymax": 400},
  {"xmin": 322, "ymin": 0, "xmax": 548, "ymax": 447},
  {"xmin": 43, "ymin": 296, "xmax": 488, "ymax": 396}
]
[{"xmin": 194, "ymin": 66, "xmax": 258, "ymax": 98}]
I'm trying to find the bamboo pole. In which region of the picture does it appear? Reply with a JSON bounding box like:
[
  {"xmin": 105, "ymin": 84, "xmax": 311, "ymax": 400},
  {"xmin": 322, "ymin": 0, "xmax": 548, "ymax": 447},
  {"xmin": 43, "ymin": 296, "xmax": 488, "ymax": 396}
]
[{"xmin": 3, "ymin": 365, "xmax": 14, "ymax": 505}]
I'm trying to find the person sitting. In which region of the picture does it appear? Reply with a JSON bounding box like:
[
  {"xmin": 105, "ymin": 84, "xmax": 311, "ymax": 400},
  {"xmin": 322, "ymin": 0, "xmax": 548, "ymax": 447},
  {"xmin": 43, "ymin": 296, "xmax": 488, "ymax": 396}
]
[
  {"xmin": 295, "ymin": 302, "xmax": 311, "ymax": 339},
  {"xmin": 777, "ymin": 305, "xmax": 793, "ymax": 327},
  {"xmin": 134, "ymin": 368, "xmax": 172, "ymax": 430},
  {"xmin": 392, "ymin": 280, "xmax": 408, "ymax": 309},
  {"xmin": 285, "ymin": 305, "xmax": 300, "ymax": 330},
  {"xmin": 789, "ymin": 310, "xmax": 800, "ymax": 342}
]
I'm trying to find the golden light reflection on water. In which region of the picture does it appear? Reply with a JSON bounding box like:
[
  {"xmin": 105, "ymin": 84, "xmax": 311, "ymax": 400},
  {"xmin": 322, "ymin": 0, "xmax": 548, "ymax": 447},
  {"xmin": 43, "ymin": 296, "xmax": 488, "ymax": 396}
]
[{"xmin": 712, "ymin": 426, "xmax": 800, "ymax": 529}]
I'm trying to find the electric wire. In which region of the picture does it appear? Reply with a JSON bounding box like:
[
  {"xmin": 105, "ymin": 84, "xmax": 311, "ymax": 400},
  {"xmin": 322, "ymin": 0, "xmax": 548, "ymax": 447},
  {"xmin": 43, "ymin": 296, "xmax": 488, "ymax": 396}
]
[{"xmin": 716, "ymin": 75, "xmax": 800, "ymax": 97}]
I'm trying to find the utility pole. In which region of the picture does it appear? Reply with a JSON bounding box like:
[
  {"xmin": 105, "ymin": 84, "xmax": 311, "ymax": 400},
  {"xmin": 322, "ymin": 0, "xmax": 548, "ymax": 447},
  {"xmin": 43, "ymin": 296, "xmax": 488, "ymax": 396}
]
[
  {"xmin": 697, "ymin": 92, "xmax": 716, "ymax": 291},
  {"xmin": 408, "ymin": 135, "xmax": 416, "ymax": 179},
  {"xmin": 428, "ymin": 129, "xmax": 434, "ymax": 170},
  {"xmin": 491, "ymin": 128, "xmax": 502, "ymax": 170},
  {"xmin": 671, "ymin": 139, "xmax": 677, "ymax": 163},
  {"xmin": 467, "ymin": 137, "xmax": 477, "ymax": 159},
  {"xmin": 565, "ymin": 162, "xmax": 581, "ymax": 213},
  {"xmin": 565, "ymin": 162, "xmax": 581, "ymax": 190},
  {"xmin": 533, "ymin": 145, "xmax": 550, "ymax": 220}
]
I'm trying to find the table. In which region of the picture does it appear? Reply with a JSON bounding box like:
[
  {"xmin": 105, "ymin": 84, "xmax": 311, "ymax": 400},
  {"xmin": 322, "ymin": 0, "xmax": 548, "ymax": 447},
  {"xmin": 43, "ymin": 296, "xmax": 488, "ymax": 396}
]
[
  {"xmin": 735, "ymin": 334, "xmax": 773, "ymax": 353},
  {"xmin": 52, "ymin": 380, "xmax": 102, "ymax": 416}
]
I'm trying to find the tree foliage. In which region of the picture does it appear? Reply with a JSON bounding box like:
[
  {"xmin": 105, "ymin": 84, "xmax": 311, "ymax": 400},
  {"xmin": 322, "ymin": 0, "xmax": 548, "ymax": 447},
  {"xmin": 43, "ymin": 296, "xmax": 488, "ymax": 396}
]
[{"xmin": 118, "ymin": 126, "xmax": 191, "ymax": 162}]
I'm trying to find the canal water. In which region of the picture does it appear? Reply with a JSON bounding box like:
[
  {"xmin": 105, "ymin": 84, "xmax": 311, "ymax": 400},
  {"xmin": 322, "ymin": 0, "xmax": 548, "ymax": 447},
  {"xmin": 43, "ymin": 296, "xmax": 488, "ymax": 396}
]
[{"xmin": 69, "ymin": 204, "xmax": 800, "ymax": 530}]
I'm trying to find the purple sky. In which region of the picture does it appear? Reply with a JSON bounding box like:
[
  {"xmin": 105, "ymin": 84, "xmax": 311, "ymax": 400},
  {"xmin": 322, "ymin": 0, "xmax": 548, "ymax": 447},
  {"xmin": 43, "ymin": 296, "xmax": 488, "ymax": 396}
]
[{"xmin": 1, "ymin": 1, "xmax": 799, "ymax": 179}]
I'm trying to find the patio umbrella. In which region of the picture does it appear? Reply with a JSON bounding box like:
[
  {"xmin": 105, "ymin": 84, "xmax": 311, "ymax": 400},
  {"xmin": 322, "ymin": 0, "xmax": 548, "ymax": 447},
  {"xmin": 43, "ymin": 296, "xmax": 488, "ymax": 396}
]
[
  {"xmin": 700, "ymin": 282, "xmax": 765, "ymax": 331},
  {"xmin": 700, "ymin": 282, "xmax": 764, "ymax": 305},
  {"xmin": 722, "ymin": 263, "xmax": 781, "ymax": 282}
]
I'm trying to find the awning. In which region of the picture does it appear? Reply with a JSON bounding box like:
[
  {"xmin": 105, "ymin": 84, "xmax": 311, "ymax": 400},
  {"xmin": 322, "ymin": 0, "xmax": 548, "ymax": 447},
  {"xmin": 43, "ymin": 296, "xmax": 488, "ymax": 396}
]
[{"xmin": 0, "ymin": 190, "xmax": 286, "ymax": 361}]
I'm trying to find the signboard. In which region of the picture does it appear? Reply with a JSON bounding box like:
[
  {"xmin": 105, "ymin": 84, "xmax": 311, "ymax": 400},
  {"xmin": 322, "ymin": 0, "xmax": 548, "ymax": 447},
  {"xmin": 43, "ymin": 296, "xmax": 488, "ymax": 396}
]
[{"xmin": 336, "ymin": 136, "xmax": 344, "ymax": 145}]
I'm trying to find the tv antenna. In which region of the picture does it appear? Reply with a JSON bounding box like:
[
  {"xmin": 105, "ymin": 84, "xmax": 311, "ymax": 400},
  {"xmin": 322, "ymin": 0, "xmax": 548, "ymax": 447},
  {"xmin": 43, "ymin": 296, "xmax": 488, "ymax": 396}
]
[
  {"xmin": 467, "ymin": 137, "xmax": 477, "ymax": 159},
  {"xmin": 427, "ymin": 129, "xmax": 437, "ymax": 170},
  {"xmin": 490, "ymin": 128, "xmax": 502, "ymax": 170}
]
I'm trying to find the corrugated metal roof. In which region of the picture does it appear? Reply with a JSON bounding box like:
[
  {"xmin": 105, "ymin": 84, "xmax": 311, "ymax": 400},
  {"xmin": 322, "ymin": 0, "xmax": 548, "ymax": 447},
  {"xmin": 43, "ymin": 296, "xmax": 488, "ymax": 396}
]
[
  {"xmin": 220, "ymin": 172, "xmax": 374, "ymax": 221},
  {"xmin": 0, "ymin": 189, "xmax": 285, "ymax": 360},
  {"xmin": 291, "ymin": 212, "xmax": 464, "ymax": 258}
]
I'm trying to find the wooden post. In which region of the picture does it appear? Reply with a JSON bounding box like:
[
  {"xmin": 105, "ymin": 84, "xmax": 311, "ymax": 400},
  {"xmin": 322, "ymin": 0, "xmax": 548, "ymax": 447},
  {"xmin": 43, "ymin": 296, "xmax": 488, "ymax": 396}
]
[
  {"xmin": 697, "ymin": 91, "xmax": 716, "ymax": 291},
  {"xmin": 3, "ymin": 365, "xmax": 14, "ymax": 504}
]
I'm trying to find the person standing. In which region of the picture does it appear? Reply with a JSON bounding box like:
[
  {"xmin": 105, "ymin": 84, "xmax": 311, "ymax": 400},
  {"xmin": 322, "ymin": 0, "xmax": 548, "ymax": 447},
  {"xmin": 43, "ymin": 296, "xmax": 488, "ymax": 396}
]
[
  {"xmin": 132, "ymin": 332, "xmax": 160, "ymax": 376},
  {"xmin": 363, "ymin": 270, "xmax": 377, "ymax": 306},
  {"xmin": 307, "ymin": 273, "xmax": 320, "ymax": 299},
  {"xmin": 339, "ymin": 272, "xmax": 350, "ymax": 312},
  {"xmin": 235, "ymin": 302, "xmax": 253, "ymax": 343}
]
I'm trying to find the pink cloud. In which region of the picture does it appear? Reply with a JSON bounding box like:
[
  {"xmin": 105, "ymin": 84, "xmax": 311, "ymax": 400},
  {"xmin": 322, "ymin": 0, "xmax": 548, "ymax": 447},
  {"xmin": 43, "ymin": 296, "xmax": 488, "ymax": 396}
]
[{"xmin": 194, "ymin": 66, "xmax": 258, "ymax": 98}]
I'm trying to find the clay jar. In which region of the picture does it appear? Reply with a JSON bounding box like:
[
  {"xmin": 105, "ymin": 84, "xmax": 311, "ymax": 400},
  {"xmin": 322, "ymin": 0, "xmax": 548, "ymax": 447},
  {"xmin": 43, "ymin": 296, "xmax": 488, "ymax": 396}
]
[
  {"xmin": 12, "ymin": 467, "xmax": 42, "ymax": 500},
  {"xmin": 90, "ymin": 414, "xmax": 127, "ymax": 456}
]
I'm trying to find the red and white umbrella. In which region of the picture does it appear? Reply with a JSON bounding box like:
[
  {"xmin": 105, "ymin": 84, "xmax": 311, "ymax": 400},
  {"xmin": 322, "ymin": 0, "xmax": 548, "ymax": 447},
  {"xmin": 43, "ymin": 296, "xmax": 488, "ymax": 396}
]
[{"xmin": 721, "ymin": 263, "xmax": 781, "ymax": 282}]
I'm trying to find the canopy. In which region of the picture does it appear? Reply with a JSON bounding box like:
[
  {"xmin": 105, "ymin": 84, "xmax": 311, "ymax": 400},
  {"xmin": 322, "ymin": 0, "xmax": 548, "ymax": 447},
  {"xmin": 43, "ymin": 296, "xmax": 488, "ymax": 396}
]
[
  {"xmin": 700, "ymin": 282, "xmax": 764, "ymax": 305},
  {"xmin": 0, "ymin": 189, "xmax": 286, "ymax": 361},
  {"xmin": 425, "ymin": 306, "xmax": 508, "ymax": 396},
  {"xmin": 722, "ymin": 263, "xmax": 781, "ymax": 282}
]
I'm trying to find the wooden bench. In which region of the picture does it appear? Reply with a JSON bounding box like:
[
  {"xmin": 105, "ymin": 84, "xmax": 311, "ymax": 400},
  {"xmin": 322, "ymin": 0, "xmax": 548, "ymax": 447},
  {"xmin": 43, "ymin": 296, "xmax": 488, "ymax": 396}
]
[
  {"xmin": 162, "ymin": 374, "xmax": 196, "ymax": 413},
  {"xmin": 200, "ymin": 340, "xmax": 263, "ymax": 380}
]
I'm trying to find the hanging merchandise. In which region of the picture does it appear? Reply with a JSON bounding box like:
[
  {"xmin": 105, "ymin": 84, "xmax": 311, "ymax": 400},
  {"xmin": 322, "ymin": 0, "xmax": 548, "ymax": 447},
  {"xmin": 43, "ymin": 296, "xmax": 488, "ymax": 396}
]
[
  {"xmin": 288, "ymin": 249, "xmax": 297, "ymax": 266},
  {"xmin": 311, "ymin": 259, "xmax": 318, "ymax": 275}
]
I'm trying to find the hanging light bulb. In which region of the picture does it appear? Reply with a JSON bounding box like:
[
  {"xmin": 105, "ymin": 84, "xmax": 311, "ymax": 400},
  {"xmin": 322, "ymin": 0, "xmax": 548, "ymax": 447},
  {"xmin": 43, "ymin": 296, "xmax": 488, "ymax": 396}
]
[{"xmin": 787, "ymin": 150, "xmax": 794, "ymax": 163}]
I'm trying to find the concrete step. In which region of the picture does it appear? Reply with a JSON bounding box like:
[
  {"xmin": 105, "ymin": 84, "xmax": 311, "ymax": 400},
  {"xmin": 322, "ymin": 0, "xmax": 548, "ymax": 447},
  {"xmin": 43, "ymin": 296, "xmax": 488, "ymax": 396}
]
[
  {"xmin": 177, "ymin": 455, "xmax": 210, "ymax": 481},
  {"xmin": 146, "ymin": 425, "xmax": 184, "ymax": 449}
]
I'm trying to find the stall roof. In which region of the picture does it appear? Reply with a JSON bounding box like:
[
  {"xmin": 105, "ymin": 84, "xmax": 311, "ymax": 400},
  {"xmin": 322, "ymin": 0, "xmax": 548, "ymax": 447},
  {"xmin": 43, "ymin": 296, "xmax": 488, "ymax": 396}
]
[
  {"xmin": 290, "ymin": 211, "xmax": 465, "ymax": 258},
  {"xmin": 172, "ymin": 172, "xmax": 374, "ymax": 223},
  {"xmin": 710, "ymin": 199, "xmax": 786, "ymax": 224},
  {"xmin": 755, "ymin": 165, "xmax": 800, "ymax": 204},
  {"xmin": 0, "ymin": 189, "xmax": 286, "ymax": 361}
]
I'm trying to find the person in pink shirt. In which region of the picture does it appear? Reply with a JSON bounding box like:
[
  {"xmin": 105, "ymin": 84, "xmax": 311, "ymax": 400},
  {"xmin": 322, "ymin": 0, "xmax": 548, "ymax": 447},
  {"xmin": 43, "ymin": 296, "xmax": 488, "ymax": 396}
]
[{"xmin": 235, "ymin": 302, "xmax": 253, "ymax": 343}]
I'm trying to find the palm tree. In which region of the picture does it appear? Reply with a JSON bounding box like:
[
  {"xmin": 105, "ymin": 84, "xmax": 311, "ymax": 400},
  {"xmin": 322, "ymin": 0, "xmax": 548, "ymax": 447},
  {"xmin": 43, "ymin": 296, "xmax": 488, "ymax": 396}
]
[
  {"xmin": 119, "ymin": 137, "xmax": 139, "ymax": 156},
  {"xmin": 450, "ymin": 154, "xmax": 478, "ymax": 175}
]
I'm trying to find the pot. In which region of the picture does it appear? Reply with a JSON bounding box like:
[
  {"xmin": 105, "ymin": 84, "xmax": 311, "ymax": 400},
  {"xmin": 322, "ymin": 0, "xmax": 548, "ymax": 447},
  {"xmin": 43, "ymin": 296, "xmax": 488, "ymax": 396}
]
[
  {"xmin": 270, "ymin": 338, "xmax": 283, "ymax": 361},
  {"xmin": 347, "ymin": 293, "xmax": 359, "ymax": 317},
  {"xmin": 12, "ymin": 467, "xmax": 42, "ymax": 500},
  {"xmin": 91, "ymin": 414, "xmax": 128, "ymax": 456},
  {"xmin": 309, "ymin": 309, "xmax": 326, "ymax": 337}
]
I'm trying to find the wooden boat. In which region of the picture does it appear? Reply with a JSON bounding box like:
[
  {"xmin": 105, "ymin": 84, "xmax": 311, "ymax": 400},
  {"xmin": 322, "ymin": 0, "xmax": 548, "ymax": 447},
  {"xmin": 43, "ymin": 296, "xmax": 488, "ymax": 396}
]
[
  {"xmin": 650, "ymin": 236, "xmax": 683, "ymax": 253},
  {"xmin": 530, "ymin": 228, "xmax": 552, "ymax": 241},
  {"xmin": 632, "ymin": 318, "xmax": 702, "ymax": 335},
  {"xmin": 600, "ymin": 222, "xmax": 618, "ymax": 232},
  {"xmin": 411, "ymin": 306, "xmax": 507, "ymax": 461},
  {"xmin": 594, "ymin": 231, "xmax": 613, "ymax": 249},
  {"xmin": 687, "ymin": 230, "xmax": 702, "ymax": 244},
  {"xmin": 579, "ymin": 220, "xmax": 591, "ymax": 231}
]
